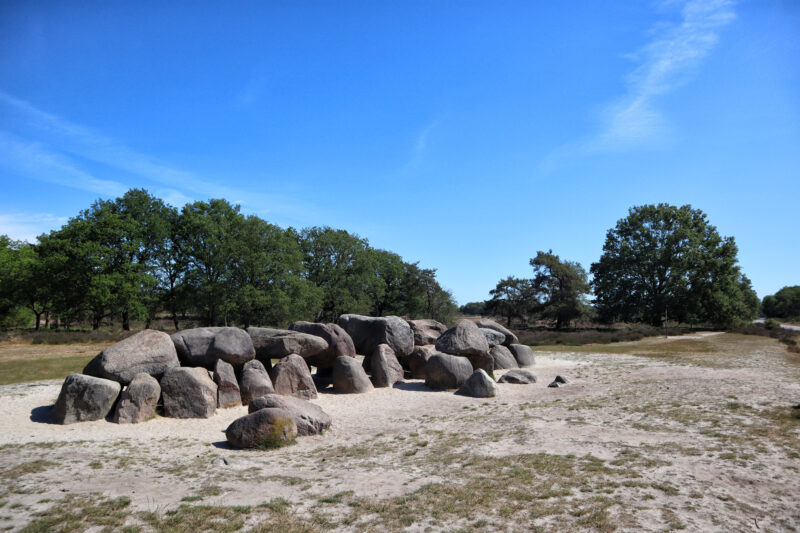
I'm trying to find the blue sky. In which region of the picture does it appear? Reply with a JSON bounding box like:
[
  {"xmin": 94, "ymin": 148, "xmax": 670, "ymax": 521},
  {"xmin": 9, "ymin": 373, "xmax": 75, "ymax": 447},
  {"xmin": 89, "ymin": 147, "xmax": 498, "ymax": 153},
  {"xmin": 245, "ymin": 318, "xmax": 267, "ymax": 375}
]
[{"xmin": 1, "ymin": 0, "xmax": 798, "ymax": 305}]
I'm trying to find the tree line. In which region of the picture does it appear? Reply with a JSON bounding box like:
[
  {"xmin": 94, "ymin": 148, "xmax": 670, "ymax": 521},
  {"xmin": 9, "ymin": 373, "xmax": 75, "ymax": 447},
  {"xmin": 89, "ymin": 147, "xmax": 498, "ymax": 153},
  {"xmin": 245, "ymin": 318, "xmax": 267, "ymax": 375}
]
[
  {"xmin": 468, "ymin": 204, "xmax": 760, "ymax": 329},
  {"xmin": 0, "ymin": 189, "xmax": 457, "ymax": 330}
]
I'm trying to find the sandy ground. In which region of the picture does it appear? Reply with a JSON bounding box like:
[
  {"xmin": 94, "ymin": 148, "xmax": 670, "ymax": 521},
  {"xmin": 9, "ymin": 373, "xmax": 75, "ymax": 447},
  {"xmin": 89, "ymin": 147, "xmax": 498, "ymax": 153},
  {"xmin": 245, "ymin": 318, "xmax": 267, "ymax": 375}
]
[{"xmin": 1, "ymin": 336, "xmax": 799, "ymax": 532}]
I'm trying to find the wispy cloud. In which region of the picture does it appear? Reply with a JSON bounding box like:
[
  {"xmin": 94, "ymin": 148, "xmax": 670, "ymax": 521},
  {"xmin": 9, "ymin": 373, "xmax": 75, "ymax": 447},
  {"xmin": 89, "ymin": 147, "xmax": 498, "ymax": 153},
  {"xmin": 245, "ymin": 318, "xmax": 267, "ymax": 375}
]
[
  {"xmin": 543, "ymin": 0, "xmax": 735, "ymax": 169},
  {"xmin": 0, "ymin": 212, "xmax": 69, "ymax": 243},
  {"xmin": 407, "ymin": 119, "xmax": 440, "ymax": 169}
]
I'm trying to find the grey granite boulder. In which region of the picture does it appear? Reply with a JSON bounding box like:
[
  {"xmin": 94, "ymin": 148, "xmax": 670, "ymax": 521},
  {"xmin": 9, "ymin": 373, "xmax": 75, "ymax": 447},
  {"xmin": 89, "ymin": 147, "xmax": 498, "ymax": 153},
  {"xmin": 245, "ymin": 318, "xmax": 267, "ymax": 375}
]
[
  {"xmin": 475, "ymin": 319, "xmax": 519, "ymax": 346},
  {"xmin": 408, "ymin": 345, "xmax": 437, "ymax": 379},
  {"xmin": 332, "ymin": 356, "xmax": 374, "ymax": 394},
  {"xmin": 497, "ymin": 369, "xmax": 537, "ymax": 384},
  {"xmin": 112, "ymin": 373, "xmax": 160, "ymax": 424},
  {"xmin": 225, "ymin": 408, "xmax": 298, "ymax": 449},
  {"xmin": 249, "ymin": 394, "xmax": 331, "ymax": 436},
  {"xmin": 240, "ymin": 360, "xmax": 275, "ymax": 405},
  {"xmin": 52, "ymin": 374, "xmax": 121, "ymax": 425},
  {"xmin": 214, "ymin": 359, "xmax": 242, "ymax": 408},
  {"xmin": 289, "ymin": 321, "xmax": 356, "ymax": 369},
  {"xmin": 435, "ymin": 320, "xmax": 493, "ymax": 373},
  {"xmin": 247, "ymin": 327, "xmax": 328, "ymax": 368},
  {"xmin": 83, "ymin": 329, "xmax": 179, "ymax": 384},
  {"xmin": 160, "ymin": 367, "xmax": 217, "ymax": 419},
  {"xmin": 490, "ymin": 345, "xmax": 519, "ymax": 370},
  {"xmin": 424, "ymin": 353, "xmax": 473, "ymax": 390},
  {"xmin": 480, "ymin": 328, "xmax": 506, "ymax": 348},
  {"xmin": 407, "ymin": 319, "xmax": 448, "ymax": 346},
  {"xmin": 508, "ymin": 344, "xmax": 536, "ymax": 367},
  {"xmin": 269, "ymin": 354, "xmax": 318, "ymax": 400},
  {"xmin": 369, "ymin": 344, "xmax": 404, "ymax": 388},
  {"xmin": 171, "ymin": 327, "xmax": 255, "ymax": 368},
  {"xmin": 338, "ymin": 314, "xmax": 414, "ymax": 357},
  {"xmin": 457, "ymin": 369, "xmax": 498, "ymax": 398}
]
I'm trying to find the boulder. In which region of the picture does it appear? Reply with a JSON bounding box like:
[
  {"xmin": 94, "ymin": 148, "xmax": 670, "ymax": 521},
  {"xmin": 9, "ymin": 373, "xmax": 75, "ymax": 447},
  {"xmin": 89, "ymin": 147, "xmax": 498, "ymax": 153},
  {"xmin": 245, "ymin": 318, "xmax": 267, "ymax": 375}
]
[
  {"xmin": 225, "ymin": 408, "xmax": 298, "ymax": 449},
  {"xmin": 338, "ymin": 314, "xmax": 414, "ymax": 357},
  {"xmin": 435, "ymin": 320, "xmax": 493, "ymax": 372},
  {"xmin": 171, "ymin": 327, "xmax": 255, "ymax": 368},
  {"xmin": 160, "ymin": 367, "xmax": 217, "ymax": 419},
  {"xmin": 508, "ymin": 344, "xmax": 536, "ymax": 367},
  {"xmin": 51, "ymin": 374, "xmax": 121, "ymax": 425},
  {"xmin": 289, "ymin": 321, "xmax": 356, "ymax": 369},
  {"xmin": 475, "ymin": 319, "xmax": 519, "ymax": 346},
  {"xmin": 269, "ymin": 354, "xmax": 318, "ymax": 400},
  {"xmin": 112, "ymin": 373, "xmax": 160, "ymax": 424},
  {"xmin": 83, "ymin": 329, "xmax": 179, "ymax": 384},
  {"xmin": 214, "ymin": 359, "xmax": 242, "ymax": 408},
  {"xmin": 332, "ymin": 356, "xmax": 374, "ymax": 394},
  {"xmin": 480, "ymin": 328, "xmax": 506, "ymax": 347},
  {"xmin": 497, "ymin": 369, "xmax": 537, "ymax": 384},
  {"xmin": 407, "ymin": 319, "xmax": 448, "ymax": 346},
  {"xmin": 249, "ymin": 394, "xmax": 331, "ymax": 436},
  {"xmin": 424, "ymin": 353, "xmax": 473, "ymax": 390},
  {"xmin": 554, "ymin": 375, "xmax": 567, "ymax": 384},
  {"xmin": 408, "ymin": 345, "xmax": 437, "ymax": 379},
  {"xmin": 369, "ymin": 344, "xmax": 404, "ymax": 388},
  {"xmin": 247, "ymin": 327, "xmax": 328, "ymax": 368},
  {"xmin": 457, "ymin": 369, "xmax": 499, "ymax": 398},
  {"xmin": 490, "ymin": 345, "xmax": 519, "ymax": 370},
  {"xmin": 240, "ymin": 360, "xmax": 275, "ymax": 405}
]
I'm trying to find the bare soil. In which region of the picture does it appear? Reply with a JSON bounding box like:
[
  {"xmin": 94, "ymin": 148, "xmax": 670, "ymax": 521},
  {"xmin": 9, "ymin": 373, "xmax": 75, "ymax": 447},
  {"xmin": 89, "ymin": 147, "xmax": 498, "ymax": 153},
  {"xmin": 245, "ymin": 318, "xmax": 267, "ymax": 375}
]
[{"xmin": 0, "ymin": 333, "xmax": 798, "ymax": 532}]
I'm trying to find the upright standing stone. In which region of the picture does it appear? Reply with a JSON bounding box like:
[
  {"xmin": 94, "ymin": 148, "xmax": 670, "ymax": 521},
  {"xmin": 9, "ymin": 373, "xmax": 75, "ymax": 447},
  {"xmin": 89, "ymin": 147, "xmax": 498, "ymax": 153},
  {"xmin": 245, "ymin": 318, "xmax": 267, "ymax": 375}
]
[
  {"xmin": 52, "ymin": 374, "xmax": 121, "ymax": 425},
  {"xmin": 369, "ymin": 344, "xmax": 404, "ymax": 388},
  {"xmin": 112, "ymin": 373, "xmax": 160, "ymax": 424},
  {"xmin": 269, "ymin": 354, "xmax": 318, "ymax": 400},
  {"xmin": 435, "ymin": 320, "xmax": 493, "ymax": 373},
  {"xmin": 424, "ymin": 353, "xmax": 473, "ymax": 390},
  {"xmin": 160, "ymin": 367, "xmax": 217, "ymax": 419},
  {"xmin": 490, "ymin": 345, "xmax": 519, "ymax": 370},
  {"xmin": 457, "ymin": 369, "xmax": 499, "ymax": 398},
  {"xmin": 214, "ymin": 359, "xmax": 242, "ymax": 408},
  {"xmin": 508, "ymin": 344, "xmax": 536, "ymax": 367},
  {"xmin": 332, "ymin": 356, "xmax": 374, "ymax": 394},
  {"xmin": 240, "ymin": 360, "xmax": 275, "ymax": 405}
]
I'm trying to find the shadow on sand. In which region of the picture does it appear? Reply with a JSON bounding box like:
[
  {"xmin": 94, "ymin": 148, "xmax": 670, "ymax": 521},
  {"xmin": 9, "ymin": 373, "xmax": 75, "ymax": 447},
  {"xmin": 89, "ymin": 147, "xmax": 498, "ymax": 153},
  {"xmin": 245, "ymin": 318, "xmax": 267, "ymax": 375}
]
[
  {"xmin": 392, "ymin": 381, "xmax": 437, "ymax": 393},
  {"xmin": 30, "ymin": 405, "xmax": 56, "ymax": 424}
]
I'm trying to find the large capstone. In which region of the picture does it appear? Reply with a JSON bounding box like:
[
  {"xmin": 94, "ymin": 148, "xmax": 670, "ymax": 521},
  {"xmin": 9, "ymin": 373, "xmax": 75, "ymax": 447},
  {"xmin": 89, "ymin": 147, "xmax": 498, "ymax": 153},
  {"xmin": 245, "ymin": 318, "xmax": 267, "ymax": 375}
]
[
  {"xmin": 214, "ymin": 359, "xmax": 242, "ymax": 408},
  {"xmin": 288, "ymin": 321, "xmax": 356, "ymax": 369},
  {"xmin": 112, "ymin": 372, "xmax": 160, "ymax": 424},
  {"xmin": 475, "ymin": 319, "xmax": 519, "ymax": 346},
  {"xmin": 457, "ymin": 369, "xmax": 499, "ymax": 398},
  {"xmin": 51, "ymin": 374, "xmax": 121, "ymax": 424},
  {"xmin": 480, "ymin": 328, "xmax": 506, "ymax": 348},
  {"xmin": 435, "ymin": 320, "xmax": 492, "ymax": 373},
  {"xmin": 407, "ymin": 319, "xmax": 448, "ymax": 346},
  {"xmin": 160, "ymin": 367, "xmax": 217, "ymax": 419},
  {"xmin": 338, "ymin": 314, "xmax": 414, "ymax": 357},
  {"xmin": 240, "ymin": 360, "xmax": 275, "ymax": 405},
  {"xmin": 247, "ymin": 327, "xmax": 328, "ymax": 368},
  {"xmin": 508, "ymin": 344, "xmax": 536, "ymax": 367},
  {"xmin": 424, "ymin": 353, "xmax": 473, "ymax": 390},
  {"xmin": 332, "ymin": 356, "xmax": 374, "ymax": 394},
  {"xmin": 269, "ymin": 354, "xmax": 318, "ymax": 400},
  {"xmin": 171, "ymin": 327, "xmax": 255, "ymax": 368},
  {"xmin": 225, "ymin": 408, "xmax": 298, "ymax": 449},
  {"xmin": 249, "ymin": 394, "xmax": 331, "ymax": 436},
  {"xmin": 83, "ymin": 329, "xmax": 179, "ymax": 384},
  {"xmin": 369, "ymin": 344, "xmax": 404, "ymax": 388}
]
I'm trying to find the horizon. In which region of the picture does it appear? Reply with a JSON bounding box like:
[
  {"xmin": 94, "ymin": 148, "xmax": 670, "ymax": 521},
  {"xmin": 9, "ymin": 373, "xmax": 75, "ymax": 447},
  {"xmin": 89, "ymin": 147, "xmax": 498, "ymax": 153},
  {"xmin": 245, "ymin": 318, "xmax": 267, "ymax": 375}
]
[{"xmin": 1, "ymin": 1, "xmax": 798, "ymax": 304}]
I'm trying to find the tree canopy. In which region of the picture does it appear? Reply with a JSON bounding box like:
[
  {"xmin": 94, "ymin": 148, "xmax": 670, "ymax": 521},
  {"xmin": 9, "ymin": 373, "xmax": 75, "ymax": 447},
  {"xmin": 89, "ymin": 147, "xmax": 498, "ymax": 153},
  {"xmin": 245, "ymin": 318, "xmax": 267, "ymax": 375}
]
[
  {"xmin": 590, "ymin": 204, "xmax": 758, "ymax": 327},
  {"xmin": 529, "ymin": 250, "xmax": 590, "ymax": 329},
  {"xmin": 762, "ymin": 286, "xmax": 800, "ymax": 319}
]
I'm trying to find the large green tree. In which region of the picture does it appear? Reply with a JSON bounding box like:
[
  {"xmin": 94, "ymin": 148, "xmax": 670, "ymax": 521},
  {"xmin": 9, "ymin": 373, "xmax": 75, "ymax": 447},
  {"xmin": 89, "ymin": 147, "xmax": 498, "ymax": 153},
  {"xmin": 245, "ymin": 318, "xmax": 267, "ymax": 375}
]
[
  {"xmin": 486, "ymin": 276, "xmax": 534, "ymax": 327},
  {"xmin": 529, "ymin": 250, "xmax": 590, "ymax": 329},
  {"xmin": 590, "ymin": 204, "xmax": 758, "ymax": 327},
  {"xmin": 762, "ymin": 286, "xmax": 800, "ymax": 319}
]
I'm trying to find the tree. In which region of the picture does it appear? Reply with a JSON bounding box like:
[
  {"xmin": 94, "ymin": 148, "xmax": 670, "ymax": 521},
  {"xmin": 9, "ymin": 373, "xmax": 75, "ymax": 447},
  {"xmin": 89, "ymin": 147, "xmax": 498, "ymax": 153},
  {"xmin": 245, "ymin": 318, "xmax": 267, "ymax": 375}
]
[
  {"xmin": 0, "ymin": 236, "xmax": 52, "ymax": 329},
  {"xmin": 762, "ymin": 286, "xmax": 800, "ymax": 319},
  {"xmin": 529, "ymin": 250, "xmax": 590, "ymax": 329},
  {"xmin": 486, "ymin": 276, "xmax": 534, "ymax": 327},
  {"xmin": 459, "ymin": 301, "xmax": 487, "ymax": 315},
  {"xmin": 590, "ymin": 204, "xmax": 758, "ymax": 327}
]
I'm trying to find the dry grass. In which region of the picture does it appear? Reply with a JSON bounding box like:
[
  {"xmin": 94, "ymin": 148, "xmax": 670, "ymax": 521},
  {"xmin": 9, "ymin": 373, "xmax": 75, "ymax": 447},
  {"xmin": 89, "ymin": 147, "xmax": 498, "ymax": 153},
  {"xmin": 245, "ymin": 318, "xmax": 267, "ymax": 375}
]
[{"xmin": 0, "ymin": 342, "xmax": 106, "ymax": 385}]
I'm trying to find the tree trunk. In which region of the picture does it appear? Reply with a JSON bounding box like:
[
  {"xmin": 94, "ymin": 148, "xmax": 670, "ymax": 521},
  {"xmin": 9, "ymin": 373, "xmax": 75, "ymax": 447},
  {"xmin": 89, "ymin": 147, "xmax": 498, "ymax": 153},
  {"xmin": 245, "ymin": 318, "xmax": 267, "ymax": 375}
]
[
  {"xmin": 92, "ymin": 314, "xmax": 101, "ymax": 330},
  {"xmin": 34, "ymin": 311, "xmax": 42, "ymax": 331},
  {"xmin": 122, "ymin": 310, "xmax": 130, "ymax": 331},
  {"xmin": 45, "ymin": 312, "xmax": 50, "ymax": 329},
  {"xmin": 172, "ymin": 309, "xmax": 179, "ymax": 330}
]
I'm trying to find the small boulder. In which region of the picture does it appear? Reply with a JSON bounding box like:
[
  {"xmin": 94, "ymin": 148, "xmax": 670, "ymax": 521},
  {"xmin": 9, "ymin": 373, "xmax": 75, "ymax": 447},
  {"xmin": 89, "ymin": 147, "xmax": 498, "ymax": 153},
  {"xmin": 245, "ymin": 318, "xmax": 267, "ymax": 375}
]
[
  {"xmin": 407, "ymin": 319, "xmax": 448, "ymax": 346},
  {"xmin": 554, "ymin": 375, "xmax": 567, "ymax": 384},
  {"xmin": 112, "ymin": 373, "xmax": 160, "ymax": 424},
  {"xmin": 435, "ymin": 320, "xmax": 492, "ymax": 372},
  {"xmin": 83, "ymin": 329, "xmax": 179, "ymax": 384},
  {"xmin": 475, "ymin": 319, "xmax": 519, "ymax": 346},
  {"xmin": 240, "ymin": 360, "xmax": 275, "ymax": 405},
  {"xmin": 214, "ymin": 359, "xmax": 242, "ymax": 408},
  {"xmin": 332, "ymin": 356, "xmax": 374, "ymax": 394},
  {"xmin": 490, "ymin": 345, "xmax": 519, "ymax": 370},
  {"xmin": 480, "ymin": 328, "xmax": 506, "ymax": 348},
  {"xmin": 424, "ymin": 353, "xmax": 473, "ymax": 390},
  {"xmin": 548, "ymin": 381, "xmax": 560, "ymax": 388},
  {"xmin": 247, "ymin": 327, "xmax": 328, "ymax": 367},
  {"xmin": 249, "ymin": 394, "xmax": 331, "ymax": 436},
  {"xmin": 51, "ymin": 374, "xmax": 121, "ymax": 425},
  {"xmin": 457, "ymin": 369, "xmax": 499, "ymax": 398},
  {"xmin": 160, "ymin": 367, "xmax": 217, "ymax": 419},
  {"xmin": 269, "ymin": 354, "xmax": 318, "ymax": 400},
  {"xmin": 171, "ymin": 327, "xmax": 255, "ymax": 368},
  {"xmin": 497, "ymin": 369, "xmax": 537, "ymax": 384},
  {"xmin": 289, "ymin": 321, "xmax": 356, "ymax": 369},
  {"xmin": 225, "ymin": 408, "xmax": 298, "ymax": 449},
  {"xmin": 338, "ymin": 314, "xmax": 414, "ymax": 357},
  {"xmin": 369, "ymin": 344, "xmax": 404, "ymax": 388},
  {"xmin": 508, "ymin": 344, "xmax": 536, "ymax": 367},
  {"xmin": 408, "ymin": 345, "xmax": 437, "ymax": 379}
]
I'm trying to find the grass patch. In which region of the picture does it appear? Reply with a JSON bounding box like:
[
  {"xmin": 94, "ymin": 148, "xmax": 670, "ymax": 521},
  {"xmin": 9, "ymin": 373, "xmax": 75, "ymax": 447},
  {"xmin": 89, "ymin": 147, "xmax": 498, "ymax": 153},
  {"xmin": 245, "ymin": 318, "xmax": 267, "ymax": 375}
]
[
  {"xmin": 0, "ymin": 355, "xmax": 96, "ymax": 385},
  {"xmin": 21, "ymin": 494, "xmax": 132, "ymax": 533},
  {"xmin": 2, "ymin": 460, "xmax": 56, "ymax": 481}
]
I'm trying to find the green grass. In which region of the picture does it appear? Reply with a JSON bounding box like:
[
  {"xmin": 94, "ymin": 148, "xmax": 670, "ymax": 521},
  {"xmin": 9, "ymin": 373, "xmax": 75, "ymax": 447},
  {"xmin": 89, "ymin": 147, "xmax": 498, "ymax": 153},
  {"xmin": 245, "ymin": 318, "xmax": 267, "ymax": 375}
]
[{"xmin": 0, "ymin": 354, "xmax": 95, "ymax": 385}]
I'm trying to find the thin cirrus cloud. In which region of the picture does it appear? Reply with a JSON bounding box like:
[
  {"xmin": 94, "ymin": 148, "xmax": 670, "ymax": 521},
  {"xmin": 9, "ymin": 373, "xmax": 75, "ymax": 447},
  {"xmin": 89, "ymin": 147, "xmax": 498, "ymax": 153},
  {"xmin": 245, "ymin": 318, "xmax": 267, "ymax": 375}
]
[
  {"xmin": 0, "ymin": 212, "xmax": 69, "ymax": 243},
  {"xmin": 542, "ymin": 0, "xmax": 736, "ymax": 170}
]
